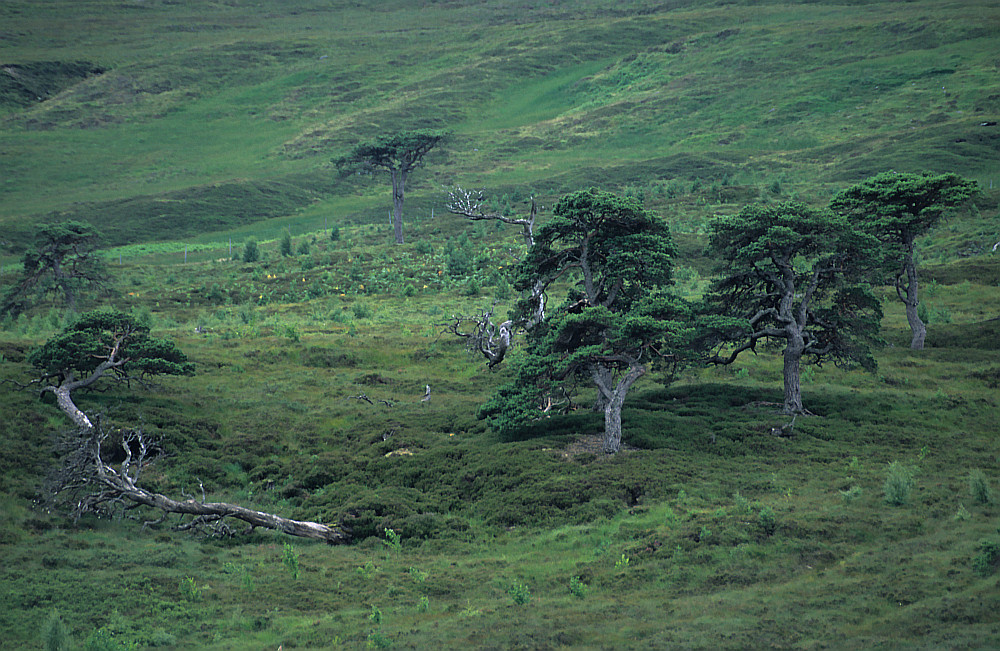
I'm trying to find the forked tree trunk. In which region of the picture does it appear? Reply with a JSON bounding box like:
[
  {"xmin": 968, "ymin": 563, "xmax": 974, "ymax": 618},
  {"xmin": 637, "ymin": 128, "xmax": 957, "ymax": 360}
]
[
  {"xmin": 596, "ymin": 364, "xmax": 646, "ymax": 454},
  {"xmin": 391, "ymin": 169, "xmax": 406, "ymax": 244},
  {"xmin": 592, "ymin": 367, "xmax": 613, "ymax": 412}
]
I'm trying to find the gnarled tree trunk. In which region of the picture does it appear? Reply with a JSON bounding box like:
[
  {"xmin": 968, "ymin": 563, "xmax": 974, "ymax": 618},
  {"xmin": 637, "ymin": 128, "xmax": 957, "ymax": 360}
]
[
  {"xmin": 899, "ymin": 239, "xmax": 926, "ymax": 349},
  {"xmin": 52, "ymin": 383, "xmax": 93, "ymax": 430},
  {"xmin": 782, "ymin": 333, "xmax": 804, "ymax": 415},
  {"xmin": 593, "ymin": 362, "xmax": 646, "ymax": 454}
]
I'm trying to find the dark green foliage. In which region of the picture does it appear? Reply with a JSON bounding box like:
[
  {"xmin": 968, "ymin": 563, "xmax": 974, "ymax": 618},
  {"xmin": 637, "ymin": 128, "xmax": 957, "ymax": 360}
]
[
  {"xmin": 506, "ymin": 581, "xmax": 531, "ymax": 605},
  {"xmin": 1, "ymin": 221, "xmax": 109, "ymax": 318},
  {"xmin": 335, "ymin": 130, "xmax": 446, "ymax": 177},
  {"xmin": 969, "ymin": 366, "xmax": 1000, "ymax": 387},
  {"xmin": 972, "ymin": 539, "xmax": 1000, "ymax": 577},
  {"xmin": 317, "ymin": 486, "xmax": 451, "ymax": 541},
  {"xmin": 446, "ymin": 247, "xmax": 472, "ymax": 278},
  {"xmin": 242, "ymin": 239, "xmax": 260, "ymax": 263},
  {"xmin": 926, "ymin": 320, "xmax": 1000, "ymax": 350},
  {"xmin": 705, "ymin": 201, "xmax": 884, "ymax": 413},
  {"xmin": 336, "ymin": 129, "xmax": 446, "ymax": 243},
  {"xmin": 28, "ymin": 309, "xmax": 193, "ymax": 382},
  {"xmin": 883, "ymin": 461, "xmax": 917, "ymax": 506},
  {"xmin": 0, "ymin": 3, "xmax": 999, "ymax": 649},
  {"xmin": 482, "ymin": 189, "xmax": 698, "ymax": 451},
  {"xmin": 758, "ymin": 506, "xmax": 777, "ymax": 537},
  {"xmin": 42, "ymin": 610, "xmax": 72, "ymax": 651},
  {"xmin": 81, "ymin": 629, "xmax": 131, "ymax": 651},
  {"xmin": 830, "ymin": 171, "xmax": 978, "ymax": 347},
  {"xmin": 280, "ymin": 231, "xmax": 293, "ymax": 257},
  {"xmin": 830, "ymin": 171, "xmax": 978, "ymax": 246},
  {"xmin": 968, "ymin": 469, "xmax": 993, "ymax": 505}
]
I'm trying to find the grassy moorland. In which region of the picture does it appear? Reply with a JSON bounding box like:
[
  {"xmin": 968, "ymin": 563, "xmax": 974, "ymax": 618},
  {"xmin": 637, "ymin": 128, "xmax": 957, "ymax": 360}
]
[{"xmin": 1, "ymin": 0, "xmax": 999, "ymax": 648}]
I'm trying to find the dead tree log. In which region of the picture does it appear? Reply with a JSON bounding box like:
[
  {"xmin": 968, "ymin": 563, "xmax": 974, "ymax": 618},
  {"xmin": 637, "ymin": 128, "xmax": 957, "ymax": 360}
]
[{"xmin": 43, "ymin": 423, "xmax": 350, "ymax": 544}]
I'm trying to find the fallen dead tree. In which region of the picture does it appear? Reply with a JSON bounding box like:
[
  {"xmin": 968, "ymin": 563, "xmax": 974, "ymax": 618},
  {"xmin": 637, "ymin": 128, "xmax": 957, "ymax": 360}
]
[{"xmin": 42, "ymin": 422, "xmax": 350, "ymax": 544}]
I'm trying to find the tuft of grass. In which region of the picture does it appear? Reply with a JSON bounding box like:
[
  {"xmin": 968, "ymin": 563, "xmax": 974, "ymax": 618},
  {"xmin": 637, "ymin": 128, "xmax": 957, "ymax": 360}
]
[
  {"xmin": 884, "ymin": 461, "xmax": 918, "ymax": 506},
  {"xmin": 968, "ymin": 469, "xmax": 993, "ymax": 505}
]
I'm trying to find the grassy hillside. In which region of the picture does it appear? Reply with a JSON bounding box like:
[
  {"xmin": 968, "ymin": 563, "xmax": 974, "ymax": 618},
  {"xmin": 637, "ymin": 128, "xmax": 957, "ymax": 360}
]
[
  {"xmin": 2, "ymin": 0, "xmax": 999, "ymax": 251},
  {"xmin": 2, "ymin": 1, "xmax": 1000, "ymax": 649}
]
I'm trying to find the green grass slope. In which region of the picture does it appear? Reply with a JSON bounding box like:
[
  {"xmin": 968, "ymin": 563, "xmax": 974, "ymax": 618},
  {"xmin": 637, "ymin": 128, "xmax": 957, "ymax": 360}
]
[
  {"xmin": 1, "ymin": 1, "xmax": 1000, "ymax": 649},
  {"xmin": 2, "ymin": 0, "xmax": 999, "ymax": 251}
]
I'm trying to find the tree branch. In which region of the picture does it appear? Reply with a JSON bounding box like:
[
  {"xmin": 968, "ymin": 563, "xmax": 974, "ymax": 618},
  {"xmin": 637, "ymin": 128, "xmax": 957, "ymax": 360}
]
[
  {"xmin": 446, "ymin": 186, "xmax": 537, "ymax": 249},
  {"xmin": 439, "ymin": 306, "xmax": 512, "ymax": 368},
  {"xmin": 44, "ymin": 424, "xmax": 350, "ymax": 544}
]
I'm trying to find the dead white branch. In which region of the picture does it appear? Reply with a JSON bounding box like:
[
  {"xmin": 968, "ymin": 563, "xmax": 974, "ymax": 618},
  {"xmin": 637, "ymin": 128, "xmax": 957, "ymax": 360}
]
[{"xmin": 43, "ymin": 423, "xmax": 350, "ymax": 544}]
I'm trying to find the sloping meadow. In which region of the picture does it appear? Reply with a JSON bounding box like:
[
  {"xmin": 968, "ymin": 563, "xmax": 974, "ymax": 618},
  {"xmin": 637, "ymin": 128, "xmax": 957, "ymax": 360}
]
[{"xmin": 1, "ymin": 0, "xmax": 999, "ymax": 647}]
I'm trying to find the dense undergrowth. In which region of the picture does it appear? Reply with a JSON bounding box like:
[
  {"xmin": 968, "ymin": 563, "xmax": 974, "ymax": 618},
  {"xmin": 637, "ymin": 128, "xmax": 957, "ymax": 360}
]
[{"xmin": 2, "ymin": 0, "xmax": 1000, "ymax": 648}]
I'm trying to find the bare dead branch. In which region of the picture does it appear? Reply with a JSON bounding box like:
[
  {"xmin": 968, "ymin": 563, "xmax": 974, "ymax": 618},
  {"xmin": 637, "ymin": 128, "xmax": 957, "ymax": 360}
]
[
  {"xmin": 446, "ymin": 186, "xmax": 538, "ymax": 249},
  {"xmin": 439, "ymin": 306, "xmax": 513, "ymax": 368},
  {"xmin": 43, "ymin": 423, "xmax": 350, "ymax": 544}
]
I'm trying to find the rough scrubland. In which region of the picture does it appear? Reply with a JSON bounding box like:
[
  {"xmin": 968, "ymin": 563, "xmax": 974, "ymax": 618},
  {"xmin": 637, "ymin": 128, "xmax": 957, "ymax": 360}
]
[{"xmin": 1, "ymin": 0, "xmax": 999, "ymax": 648}]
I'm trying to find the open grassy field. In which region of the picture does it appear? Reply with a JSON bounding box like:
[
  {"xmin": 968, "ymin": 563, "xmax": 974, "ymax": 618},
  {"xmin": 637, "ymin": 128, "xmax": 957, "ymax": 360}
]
[{"xmin": 2, "ymin": 1, "xmax": 999, "ymax": 648}]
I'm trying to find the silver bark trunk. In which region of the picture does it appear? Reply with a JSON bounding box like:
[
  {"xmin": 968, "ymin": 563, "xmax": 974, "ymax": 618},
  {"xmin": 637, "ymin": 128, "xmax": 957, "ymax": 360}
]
[
  {"xmin": 901, "ymin": 244, "xmax": 926, "ymax": 349},
  {"xmin": 55, "ymin": 385, "xmax": 94, "ymax": 430},
  {"xmin": 391, "ymin": 169, "xmax": 406, "ymax": 244},
  {"xmin": 782, "ymin": 333, "xmax": 804, "ymax": 415},
  {"xmin": 595, "ymin": 364, "xmax": 646, "ymax": 454}
]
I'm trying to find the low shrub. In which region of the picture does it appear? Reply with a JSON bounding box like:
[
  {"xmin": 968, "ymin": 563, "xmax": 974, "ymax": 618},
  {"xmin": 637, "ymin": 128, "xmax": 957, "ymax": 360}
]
[
  {"xmin": 506, "ymin": 581, "xmax": 531, "ymax": 605},
  {"xmin": 972, "ymin": 539, "xmax": 1000, "ymax": 576},
  {"xmin": 242, "ymin": 239, "xmax": 260, "ymax": 263},
  {"xmin": 569, "ymin": 576, "xmax": 588, "ymax": 599},
  {"xmin": 969, "ymin": 469, "xmax": 993, "ymax": 504},
  {"xmin": 884, "ymin": 461, "xmax": 917, "ymax": 506},
  {"xmin": 758, "ymin": 506, "xmax": 777, "ymax": 536}
]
